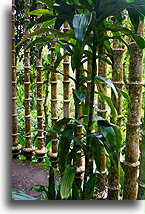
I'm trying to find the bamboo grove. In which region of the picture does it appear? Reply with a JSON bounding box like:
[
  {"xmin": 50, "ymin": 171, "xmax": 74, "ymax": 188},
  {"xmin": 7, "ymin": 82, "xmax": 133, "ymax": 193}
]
[{"xmin": 12, "ymin": 0, "xmax": 145, "ymax": 200}]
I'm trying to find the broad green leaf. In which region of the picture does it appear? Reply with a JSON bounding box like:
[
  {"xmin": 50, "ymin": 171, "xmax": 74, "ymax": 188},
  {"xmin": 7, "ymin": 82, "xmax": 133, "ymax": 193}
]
[
  {"xmin": 96, "ymin": 76, "xmax": 118, "ymax": 100},
  {"xmin": 25, "ymin": 36, "xmax": 53, "ymax": 50},
  {"xmin": 26, "ymin": 15, "xmax": 56, "ymax": 31},
  {"xmin": 46, "ymin": 118, "xmax": 71, "ymax": 144},
  {"xmin": 127, "ymin": 8, "xmax": 139, "ymax": 33},
  {"xmin": 98, "ymin": 92, "xmax": 118, "ymax": 123},
  {"xmin": 85, "ymin": 173, "xmax": 96, "ymax": 200},
  {"xmin": 72, "ymin": 180, "xmax": 82, "ymax": 200},
  {"xmin": 58, "ymin": 124, "xmax": 75, "ymax": 174},
  {"xmin": 78, "ymin": 0, "xmax": 93, "ymax": 11},
  {"xmin": 60, "ymin": 165, "xmax": 76, "ymax": 199},
  {"xmin": 90, "ymin": 133, "xmax": 102, "ymax": 172},
  {"xmin": 72, "ymin": 89, "xmax": 87, "ymax": 105},
  {"xmin": 12, "ymin": 189, "xmax": 38, "ymax": 200},
  {"xmin": 97, "ymin": 120, "xmax": 116, "ymax": 152},
  {"xmin": 18, "ymin": 134, "xmax": 26, "ymax": 147},
  {"xmin": 29, "ymin": 185, "xmax": 47, "ymax": 194},
  {"xmin": 117, "ymin": 87, "xmax": 131, "ymax": 103},
  {"xmin": 110, "ymin": 123, "xmax": 122, "ymax": 153},
  {"xmin": 73, "ymin": 13, "xmax": 92, "ymax": 46},
  {"xmin": 27, "ymin": 9, "xmax": 53, "ymax": 16},
  {"xmin": 47, "ymin": 167, "xmax": 56, "ymax": 200}
]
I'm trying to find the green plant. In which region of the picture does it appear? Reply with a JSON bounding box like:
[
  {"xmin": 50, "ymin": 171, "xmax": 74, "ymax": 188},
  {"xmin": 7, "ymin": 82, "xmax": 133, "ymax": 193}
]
[{"xmin": 16, "ymin": 0, "xmax": 145, "ymax": 200}]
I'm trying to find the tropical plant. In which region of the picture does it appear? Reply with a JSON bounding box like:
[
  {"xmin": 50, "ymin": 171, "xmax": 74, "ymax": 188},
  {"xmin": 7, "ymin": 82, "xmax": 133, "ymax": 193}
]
[{"xmin": 16, "ymin": 0, "xmax": 145, "ymax": 200}]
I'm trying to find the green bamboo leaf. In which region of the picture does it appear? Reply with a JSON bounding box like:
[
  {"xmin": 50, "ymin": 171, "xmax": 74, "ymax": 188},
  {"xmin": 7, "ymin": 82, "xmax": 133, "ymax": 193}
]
[
  {"xmin": 110, "ymin": 123, "xmax": 122, "ymax": 153},
  {"xmin": 27, "ymin": 9, "xmax": 53, "ymax": 16},
  {"xmin": 117, "ymin": 87, "xmax": 131, "ymax": 103},
  {"xmin": 16, "ymin": 27, "xmax": 51, "ymax": 47},
  {"xmin": 78, "ymin": 0, "xmax": 93, "ymax": 11},
  {"xmin": 95, "ymin": 91, "xmax": 118, "ymax": 123},
  {"xmin": 12, "ymin": 189, "xmax": 38, "ymax": 200},
  {"xmin": 60, "ymin": 164, "xmax": 76, "ymax": 199},
  {"xmin": 47, "ymin": 167, "xmax": 56, "ymax": 200},
  {"xmin": 73, "ymin": 12, "xmax": 92, "ymax": 46},
  {"xmin": 18, "ymin": 134, "xmax": 26, "ymax": 147},
  {"xmin": 85, "ymin": 173, "xmax": 97, "ymax": 200},
  {"xmin": 98, "ymin": 120, "xmax": 116, "ymax": 152},
  {"xmin": 25, "ymin": 36, "xmax": 53, "ymax": 50},
  {"xmin": 72, "ymin": 89, "xmax": 87, "ymax": 104},
  {"xmin": 58, "ymin": 124, "xmax": 75, "ymax": 174},
  {"xmin": 46, "ymin": 118, "xmax": 71, "ymax": 144},
  {"xmin": 96, "ymin": 76, "xmax": 118, "ymax": 100},
  {"xmin": 90, "ymin": 133, "xmax": 102, "ymax": 172},
  {"xmin": 26, "ymin": 15, "xmax": 56, "ymax": 31},
  {"xmin": 127, "ymin": 8, "xmax": 139, "ymax": 33}
]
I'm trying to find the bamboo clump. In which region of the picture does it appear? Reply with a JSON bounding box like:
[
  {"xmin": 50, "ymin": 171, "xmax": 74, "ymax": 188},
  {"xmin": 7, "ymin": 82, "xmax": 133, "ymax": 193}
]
[
  {"xmin": 35, "ymin": 2, "xmax": 47, "ymax": 162},
  {"xmin": 123, "ymin": 21, "xmax": 144, "ymax": 200},
  {"xmin": 23, "ymin": 0, "xmax": 34, "ymax": 161},
  {"xmin": 12, "ymin": 0, "xmax": 21, "ymax": 158}
]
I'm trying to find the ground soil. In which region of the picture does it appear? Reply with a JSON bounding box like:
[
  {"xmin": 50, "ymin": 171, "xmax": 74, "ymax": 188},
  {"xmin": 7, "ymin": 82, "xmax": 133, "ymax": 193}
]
[{"xmin": 12, "ymin": 159, "xmax": 50, "ymax": 198}]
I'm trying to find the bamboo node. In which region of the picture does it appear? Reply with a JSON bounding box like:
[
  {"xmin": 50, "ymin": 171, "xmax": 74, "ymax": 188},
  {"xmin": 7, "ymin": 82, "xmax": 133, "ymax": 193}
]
[
  {"xmin": 108, "ymin": 184, "xmax": 121, "ymax": 191},
  {"xmin": 124, "ymin": 160, "xmax": 140, "ymax": 167},
  {"xmin": 12, "ymin": 97, "xmax": 17, "ymax": 100},
  {"xmin": 12, "ymin": 144, "xmax": 22, "ymax": 151},
  {"xmin": 24, "ymin": 82, "xmax": 31, "ymax": 84},
  {"xmin": 63, "ymin": 99, "xmax": 70, "ymax": 103},
  {"xmin": 126, "ymin": 122, "xmax": 142, "ymax": 127},
  {"xmin": 12, "ymin": 113, "xmax": 17, "ymax": 117},
  {"xmin": 12, "ymin": 133, "xmax": 18, "ymax": 136},
  {"xmin": 63, "ymin": 61, "xmax": 70, "ymax": 65},
  {"xmin": 24, "ymin": 66, "xmax": 30, "ymax": 69},
  {"xmin": 25, "ymin": 98, "xmax": 31, "ymax": 101},
  {"xmin": 63, "ymin": 80, "xmax": 70, "ymax": 83},
  {"xmin": 36, "ymin": 98, "xmax": 43, "ymax": 101},
  {"xmin": 127, "ymin": 82, "xmax": 143, "ymax": 86},
  {"xmin": 51, "ymin": 81, "xmax": 57, "ymax": 84},
  {"xmin": 36, "ymin": 81, "xmax": 43, "ymax": 84},
  {"xmin": 35, "ymin": 147, "xmax": 47, "ymax": 155},
  {"xmin": 25, "ymin": 115, "xmax": 31, "ymax": 118},
  {"xmin": 37, "ymin": 116, "xmax": 43, "ymax": 119},
  {"xmin": 48, "ymin": 152, "xmax": 57, "ymax": 159}
]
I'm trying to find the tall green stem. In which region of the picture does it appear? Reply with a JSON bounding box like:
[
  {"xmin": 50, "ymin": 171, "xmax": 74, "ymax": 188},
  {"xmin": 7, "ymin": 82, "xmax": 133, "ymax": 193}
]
[{"xmin": 83, "ymin": 34, "xmax": 97, "ymax": 197}]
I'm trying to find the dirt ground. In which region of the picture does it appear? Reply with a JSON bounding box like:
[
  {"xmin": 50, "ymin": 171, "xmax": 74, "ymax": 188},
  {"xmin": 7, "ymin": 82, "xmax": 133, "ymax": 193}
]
[{"xmin": 12, "ymin": 159, "xmax": 50, "ymax": 198}]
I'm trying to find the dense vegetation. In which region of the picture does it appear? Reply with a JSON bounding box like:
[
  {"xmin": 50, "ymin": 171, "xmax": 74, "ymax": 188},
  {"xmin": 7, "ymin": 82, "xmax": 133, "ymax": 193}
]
[{"xmin": 12, "ymin": 0, "xmax": 144, "ymax": 200}]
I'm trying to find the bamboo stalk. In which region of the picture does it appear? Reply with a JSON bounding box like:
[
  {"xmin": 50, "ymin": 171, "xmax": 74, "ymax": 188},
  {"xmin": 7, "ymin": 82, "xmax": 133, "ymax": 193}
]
[
  {"xmin": 123, "ymin": 21, "xmax": 143, "ymax": 200},
  {"xmin": 12, "ymin": 0, "xmax": 21, "ymax": 158},
  {"xmin": 35, "ymin": 2, "xmax": 47, "ymax": 162},
  {"xmin": 108, "ymin": 48, "xmax": 124, "ymax": 200},
  {"xmin": 96, "ymin": 59, "xmax": 108, "ymax": 196},
  {"xmin": 137, "ymin": 121, "xmax": 144, "ymax": 199},
  {"xmin": 63, "ymin": 23, "xmax": 70, "ymax": 119},
  {"xmin": 22, "ymin": 0, "xmax": 34, "ymax": 160},
  {"xmin": 48, "ymin": 39, "xmax": 58, "ymax": 168}
]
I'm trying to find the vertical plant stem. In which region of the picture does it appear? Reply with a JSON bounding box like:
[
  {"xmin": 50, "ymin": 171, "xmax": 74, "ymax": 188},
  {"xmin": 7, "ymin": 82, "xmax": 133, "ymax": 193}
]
[
  {"xmin": 23, "ymin": 0, "xmax": 34, "ymax": 161},
  {"xmin": 48, "ymin": 38, "xmax": 58, "ymax": 168},
  {"xmin": 35, "ymin": 2, "xmax": 47, "ymax": 162},
  {"xmin": 12, "ymin": 0, "xmax": 21, "ymax": 158},
  {"xmin": 96, "ymin": 59, "xmax": 108, "ymax": 197},
  {"xmin": 63, "ymin": 23, "xmax": 70, "ymax": 119},
  {"xmin": 123, "ymin": 21, "xmax": 143, "ymax": 200},
  {"xmin": 83, "ymin": 35, "xmax": 97, "ymax": 197},
  {"xmin": 108, "ymin": 48, "xmax": 124, "ymax": 200}
]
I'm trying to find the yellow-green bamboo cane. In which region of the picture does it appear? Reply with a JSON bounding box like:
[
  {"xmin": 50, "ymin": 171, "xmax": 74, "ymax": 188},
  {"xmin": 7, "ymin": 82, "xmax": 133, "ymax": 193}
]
[
  {"xmin": 96, "ymin": 59, "xmax": 108, "ymax": 197},
  {"xmin": 35, "ymin": 2, "xmax": 47, "ymax": 162},
  {"xmin": 123, "ymin": 21, "xmax": 144, "ymax": 200},
  {"xmin": 23, "ymin": 0, "xmax": 34, "ymax": 160},
  {"xmin": 12, "ymin": 0, "xmax": 21, "ymax": 158}
]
